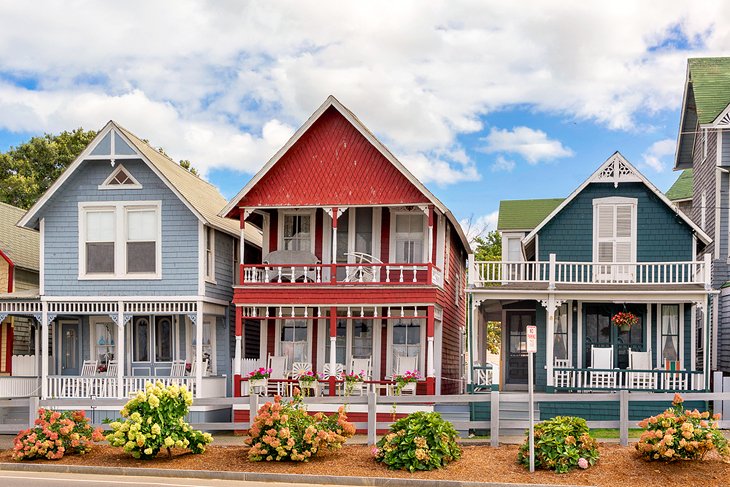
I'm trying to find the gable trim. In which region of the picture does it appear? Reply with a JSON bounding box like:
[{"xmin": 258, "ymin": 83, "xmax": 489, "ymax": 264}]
[
  {"xmin": 523, "ymin": 152, "xmax": 711, "ymax": 247},
  {"xmin": 19, "ymin": 122, "xmax": 209, "ymax": 232},
  {"xmin": 98, "ymin": 163, "xmax": 142, "ymax": 190},
  {"xmin": 702, "ymin": 102, "xmax": 730, "ymax": 128},
  {"xmin": 219, "ymin": 95, "xmax": 471, "ymax": 253}
]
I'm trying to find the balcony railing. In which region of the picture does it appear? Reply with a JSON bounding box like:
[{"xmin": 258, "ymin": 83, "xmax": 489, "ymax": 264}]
[
  {"xmin": 469, "ymin": 253, "xmax": 712, "ymax": 288},
  {"xmin": 553, "ymin": 367, "xmax": 705, "ymax": 392},
  {"xmin": 239, "ymin": 262, "xmax": 442, "ymax": 286},
  {"xmin": 45, "ymin": 375, "xmax": 226, "ymax": 399}
]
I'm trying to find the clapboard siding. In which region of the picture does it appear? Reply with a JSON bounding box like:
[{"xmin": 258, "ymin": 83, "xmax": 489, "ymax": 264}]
[{"xmin": 39, "ymin": 159, "xmax": 199, "ymax": 296}]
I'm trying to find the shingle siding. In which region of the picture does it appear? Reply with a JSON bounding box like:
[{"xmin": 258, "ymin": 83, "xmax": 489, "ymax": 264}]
[
  {"xmin": 204, "ymin": 230, "xmax": 235, "ymax": 302},
  {"xmin": 537, "ymin": 182, "xmax": 694, "ymax": 262},
  {"xmin": 39, "ymin": 159, "xmax": 199, "ymax": 296}
]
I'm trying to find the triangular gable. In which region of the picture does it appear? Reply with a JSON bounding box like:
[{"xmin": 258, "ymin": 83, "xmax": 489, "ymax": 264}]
[
  {"xmin": 99, "ymin": 163, "xmax": 142, "ymax": 189},
  {"xmin": 708, "ymin": 102, "xmax": 730, "ymax": 127},
  {"xmin": 220, "ymin": 95, "xmax": 471, "ymax": 252},
  {"xmin": 524, "ymin": 152, "xmax": 711, "ymax": 245}
]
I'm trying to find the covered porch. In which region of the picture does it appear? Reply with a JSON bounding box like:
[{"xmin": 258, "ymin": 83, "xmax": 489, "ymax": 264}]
[
  {"xmin": 0, "ymin": 297, "xmax": 229, "ymax": 399},
  {"xmin": 231, "ymin": 304, "xmax": 455, "ymax": 397}
]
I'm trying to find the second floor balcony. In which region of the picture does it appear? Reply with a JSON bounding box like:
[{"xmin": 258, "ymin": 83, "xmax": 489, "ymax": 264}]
[{"xmin": 469, "ymin": 253, "xmax": 712, "ymax": 289}]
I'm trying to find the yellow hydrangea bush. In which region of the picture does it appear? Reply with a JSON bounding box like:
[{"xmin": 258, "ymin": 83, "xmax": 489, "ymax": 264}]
[{"xmin": 106, "ymin": 381, "xmax": 213, "ymax": 459}]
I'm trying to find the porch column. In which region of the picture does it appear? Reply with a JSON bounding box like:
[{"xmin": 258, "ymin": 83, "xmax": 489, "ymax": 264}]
[
  {"xmin": 467, "ymin": 296, "xmax": 475, "ymax": 388},
  {"xmin": 330, "ymin": 207, "xmax": 338, "ymax": 283},
  {"xmin": 426, "ymin": 305, "xmax": 435, "ymax": 394},
  {"xmin": 239, "ymin": 209, "xmax": 247, "ymax": 284},
  {"xmin": 234, "ymin": 305, "xmax": 242, "ymax": 397},
  {"xmin": 329, "ymin": 306, "xmax": 337, "ymax": 396},
  {"xmin": 40, "ymin": 301, "xmax": 48, "ymax": 399},
  {"xmin": 117, "ymin": 300, "xmax": 125, "ymax": 398},
  {"xmin": 428, "ymin": 206, "xmax": 435, "ymax": 283},
  {"xmin": 195, "ymin": 301, "xmax": 203, "ymax": 398},
  {"xmin": 544, "ymin": 295, "xmax": 556, "ymax": 389}
]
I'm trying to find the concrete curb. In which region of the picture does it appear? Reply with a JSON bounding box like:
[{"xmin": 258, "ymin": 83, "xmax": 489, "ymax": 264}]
[{"xmin": 0, "ymin": 462, "xmax": 592, "ymax": 487}]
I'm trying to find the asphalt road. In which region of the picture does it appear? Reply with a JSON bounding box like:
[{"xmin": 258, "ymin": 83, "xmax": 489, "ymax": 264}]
[{"xmin": 0, "ymin": 470, "xmax": 318, "ymax": 487}]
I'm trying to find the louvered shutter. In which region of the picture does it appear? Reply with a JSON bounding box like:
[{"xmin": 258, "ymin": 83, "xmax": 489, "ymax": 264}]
[
  {"xmin": 596, "ymin": 205, "xmax": 614, "ymax": 263},
  {"xmin": 614, "ymin": 205, "xmax": 633, "ymax": 263},
  {"xmin": 595, "ymin": 203, "xmax": 634, "ymax": 263}
]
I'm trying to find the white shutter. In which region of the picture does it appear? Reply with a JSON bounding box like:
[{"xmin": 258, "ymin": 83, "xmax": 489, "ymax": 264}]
[
  {"xmin": 597, "ymin": 206, "xmax": 614, "ymax": 239},
  {"xmin": 595, "ymin": 203, "xmax": 635, "ymax": 263}
]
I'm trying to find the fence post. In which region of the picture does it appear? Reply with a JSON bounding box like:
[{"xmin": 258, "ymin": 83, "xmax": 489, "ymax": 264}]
[
  {"xmin": 28, "ymin": 396, "xmax": 39, "ymax": 428},
  {"xmin": 367, "ymin": 391, "xmax": 377, "ymax": 445},
  {"xmin": 490, "ymin": 390, "xmax": 500, "ymax": 447},
  {"xmin": 249, "ymin": 393, "xmax": 259, "ymax": 429},
  {"xmin": 619, "ymin": 390, "xmax": 629, "ymax": 447},
  {"xmin": 713, "ymin": 371, "xmax": 724, "ymax": 419}
]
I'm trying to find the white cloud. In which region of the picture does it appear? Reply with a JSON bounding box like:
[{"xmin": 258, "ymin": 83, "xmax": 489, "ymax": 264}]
[
  {"xmin": 0, "ymin": 1, "xmax": 727, "ymax": 181},
  {"xmin": 460, "ymin": 211, "xmax": 499, "ymax": 241},
  {"xmin": 491, "ymin": 155, "xmax": 516, "ymax": 172},
  {"xmin": 481, "ymin": 127, "xmax": 573, "ymax": 164},
  {"xmin": 641, "ymin": 138, "xmax": 676, "ymax": 172}
]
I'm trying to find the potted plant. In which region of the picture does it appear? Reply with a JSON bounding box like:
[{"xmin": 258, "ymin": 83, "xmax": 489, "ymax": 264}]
[
  {"xmin": 393, "ymin": 370, "xmax": 419, "ymax": 395},
  {"xmin": 297, "ymin": 370, "xmax": 320, "ymax": 396},
  {"xmin": 343, "ymin": 370, "xmax": 365, "ymax": 396},
  {"xmin": 611, "ymin": 311, "xmax": 639, "ymax": 332},
  {"xmin": 248, "ymin": 367, "xmax": 271, "ymax": 392}
]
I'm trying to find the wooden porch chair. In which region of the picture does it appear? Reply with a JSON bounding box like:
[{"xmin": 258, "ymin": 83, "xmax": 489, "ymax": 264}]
[
  {"xmin": 348, "ymin": 357, "xmax": 372, "ymax": 395},
  {"xmin": 589, "ymin": 346, "xmax": 615, "ymax": 389},
  {"xmin": 76, "ymin": 360, "xmax": 98, "ymax": 397},
  {"xmin": 238, "ymin": 358, "xmax": 262, "ymax": 395},
  {"xmin": 263, "ymin": 251, "xmax": 320, "ymax": 282},
  {"xmin": 267, "ymin": 354, "xmax": 289, "ymax": 395},
  {"xmin": 553, "ymin": 358, "xmax": 572, "ymax": 389},
  {"xmin": 290, "ymin": 362, "xmax": 312, "ymax": 379},
  {"xmin": 628, "ymin": 348, "xmax": 655, "ymax": 390},
  {"xmin": 170, "ymin": 360, "xmax": 186, "ymax": 376},
  {"xmin": 102, "ymin": 360, "xmax": 118, "ymax": 397},
  {"xmin": 394, "ymin": 355, "xmax": 419, "ymax": 395}
]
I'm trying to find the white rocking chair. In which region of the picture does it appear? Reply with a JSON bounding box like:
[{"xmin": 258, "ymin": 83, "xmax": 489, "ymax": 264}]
[{"xmin": 589, "ymin": 346, "xmax": 615, "ymax": 389}]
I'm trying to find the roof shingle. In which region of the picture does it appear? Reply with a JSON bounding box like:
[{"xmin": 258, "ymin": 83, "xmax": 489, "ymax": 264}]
[
  {"xmin": 688, "ymin": 57, "xmax": 730, "ymax": 124},
  {"xmin": 497, "ymin": 198, "xmax": 564, "ymax": 231},
  {"xmin": 0, "ymin": 202, "xmax": 39, "ymax": 271},
  {"xmin": 666, "ymin": 169, "xmax": 693, "ymax": 202}
]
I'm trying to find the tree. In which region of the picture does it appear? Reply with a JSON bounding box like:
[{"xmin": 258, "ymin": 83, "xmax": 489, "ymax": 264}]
[
  {"xmin": 0, "ymin": 129, "xmax": 97, "ymax": 208},
  {"xmin": 473, "ymin": 230, "xmax": 501, "ymax": 261}
]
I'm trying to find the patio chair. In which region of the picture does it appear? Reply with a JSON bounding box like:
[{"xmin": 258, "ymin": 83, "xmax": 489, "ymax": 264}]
[
  {"xmin": 553, "ymin": 358, "xmax": 572, "ymax": 389},
  {"xmin": 394, "ymin": 355, "xmax": 419, "ymax": 395},
  {"xmin": 290, "ymin": 362, "xmax": 312, "ymax": 379},
  {"xmin": 347, "ymin": 357, "xmax": 372, "ymax": 395},
  {"xmin": 628, "ymin": 348, "xmax": 655, "ymax": 390},
  {"xmin": 238, "ymin": 358, "xmax": 262, "ymax": 395},
  {"xmin": 170, "ymin": 359, "xmax": 186, "ymax": 376},
  {"xmin": 102, "ymin": 360, "xmax": 118, "ymax": 397},
  {"xmin": 588, "ymin": 346, "xmax": 615, "ymax": 389},
  {"xmin": 267, "ymin": 354, "xmax": 289, "ymax": 395},
  {"xmin": 75, "ymin": 360, "xmax": 98, "ymax": 397},
  {"xmin": 344, "ymin": 252, "xmax": 383, "ymax": 283},
  {"xmin": 263, "ymin": 250, "xmax": 320, "ymax": 283}
]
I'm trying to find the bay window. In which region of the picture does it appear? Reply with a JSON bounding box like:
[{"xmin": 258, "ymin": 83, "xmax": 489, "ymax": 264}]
[{"xmin": 80, "ymin": 201, "xmax": 161, "ymax": 279}]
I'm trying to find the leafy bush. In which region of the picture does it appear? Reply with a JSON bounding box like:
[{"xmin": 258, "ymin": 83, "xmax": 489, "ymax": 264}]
[
  {"xmin": 373, "ymin": 411, "xmax": 461, "ymax": 472},
  {"xmin": 636, "ymin": 393, "xmax": 730, "ymax": 462},
  {"xmin": 106, "ymin": 381, "xmax": 213, "ymax": 459},
  {"xmin": 517, "ymin": 416, "xmax": 599, "ymax": 473},
  {"xmin": 13, "ymin": 408, "xmax": 104, "ymax": 460},
  {"xmin": 245, "ymin": 388, "xmax": 355, "ymax": 461}
]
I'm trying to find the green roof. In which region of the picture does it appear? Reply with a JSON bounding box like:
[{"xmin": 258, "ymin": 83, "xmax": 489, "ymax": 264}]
[
  {"xmin": 497, "ymin": 198, "xmax": 564, "ymax": 231},
  {"xmin": 688, "ymin": 57, "xmax": 730, "ymax": 124},
  {"xmin": 665, "ymin": 169, "xmax": 693, "ymax": 201}
]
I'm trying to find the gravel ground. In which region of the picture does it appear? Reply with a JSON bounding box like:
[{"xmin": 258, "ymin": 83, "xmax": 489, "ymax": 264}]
[{"xmin": 1, "ymin": 443, "xmax": 729, "ymax": 486}]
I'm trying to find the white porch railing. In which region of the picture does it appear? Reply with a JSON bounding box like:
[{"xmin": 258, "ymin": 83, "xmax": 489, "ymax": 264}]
[
  {"xmin": 470, "ymin": 253, "xmax": 712, "ymax": 288},
  {"xmin": 44, "ymin": 376, "xmax": 227, "ymax": 399},
  {"xmin": 0, "ymin": 377, "xmax": 40, "ymax": 398},
  {"xmin": 472, "ymin": 363, "xmax": 498, "ymax": 391},
  {"xmin": 240, "ymin": 263, "xmax": 438, "ymax": 285},
  {"xmin": 553, "ymin": 367, "xmax": 705, "ymax": 392}
]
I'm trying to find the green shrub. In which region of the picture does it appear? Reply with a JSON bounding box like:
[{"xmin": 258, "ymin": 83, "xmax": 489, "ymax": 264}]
[
  {"xmin": 517, "ymin": 416, "xmax": 599, "ymax": 473},
  {"xmin": 636, "ymin": 393, "xmax": 730, "ymax": 462},
  {"xmin": 13, "ymin": 409, "xmax": 105, "ymax": 460},
  {"xmin": 245, "ymin": 388, "xmax": 355, "ymax": 461},
  {"xmin": 373, "ymin": 411, "xmax": 461, "ymax": 472},
  {"xmin": 106, "ymin": 381, "xmax": 213, "ymax": 459}
]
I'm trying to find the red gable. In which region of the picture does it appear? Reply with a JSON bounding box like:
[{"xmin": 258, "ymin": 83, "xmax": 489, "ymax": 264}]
[{"xmin": 236, "ymin": 106, "xmax": 430, "ymax": 208}]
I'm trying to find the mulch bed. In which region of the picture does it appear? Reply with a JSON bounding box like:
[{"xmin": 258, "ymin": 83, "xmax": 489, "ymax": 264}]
[{"xmin": 1, "ymin": 443, "xmax": 729, "ymax": 486}]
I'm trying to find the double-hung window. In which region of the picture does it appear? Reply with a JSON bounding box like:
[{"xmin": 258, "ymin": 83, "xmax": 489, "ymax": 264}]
[
  {"xmin": 660, "ymin": 304, "xmax": 680, "ymax": 364},
  {"xmin": 282, "ymin": 213, "xmax": 312, "ymax": 252},
  {"xmin": 205, "ymin": 226, "xmax": 215, "ymax": 282},
  {"xmin": 394, "ymin": 213, "xmax": 425, "ymax": 263},
  {"xmin": 80, "ymin": 201, "xmax": 161, "ymax": 279},
  {"xmin": 593, "ymin": 197, "xmax": 636, "ymax": 281},
  {"xmin": 390, "ymin": 318, "xmax": 425, "ymax": 376}
]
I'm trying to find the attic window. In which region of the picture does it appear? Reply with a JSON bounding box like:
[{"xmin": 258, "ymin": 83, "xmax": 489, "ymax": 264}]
[{"xmin": 99, "ymin": 164, "xmax": 142, "ymax": 190}]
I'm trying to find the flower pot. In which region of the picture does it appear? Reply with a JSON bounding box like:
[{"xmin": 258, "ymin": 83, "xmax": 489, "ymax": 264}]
[
  {"xmin": 619, "ymin": 324, "xmax": 631, "ymax": 332},
  {"xmin": 248, "ymin": 378, "xmax": 268, "ymax": 393}
]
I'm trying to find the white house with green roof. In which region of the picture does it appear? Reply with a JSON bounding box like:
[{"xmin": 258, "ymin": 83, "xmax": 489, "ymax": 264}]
[{"xmin": 467, "ymin": 153, "xmax": 713, "ymax": 414}]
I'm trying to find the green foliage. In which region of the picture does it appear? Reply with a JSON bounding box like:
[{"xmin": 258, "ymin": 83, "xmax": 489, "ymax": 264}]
[
  {"xmin": 246, "ymin": 391, "xmax": 355, "ymax": 461},
  {"xmin": 636, "ymin": 393, "xmax": 730, "ymax": 462},
  {"xmin": 518, "ymin": 416, "xmax": 599, "ymax": 473},
  {"xmin": 106, "ymin": 381, "xmax": 213, "ymax": 459},
  {"xmin": 0, "ymin": 128, "xmax": 97, "ymax": 208},
  {"xmin": 179, "ymin": 159, "xmax": 199, "ymax": 176},
  {"xmin": 374, "ymin": 412, "xmax": 462, "ymax": 472},
  {"xmin": 473, "ymin": 230, "xmax": 501, "ymax": 262},
  {"xmin": 486, "ymin": 321, "xmax": 501, "ymax": 354},
  {"xmin": 13, "ymin": 409, "xmax": 104, "ymax": 460}
]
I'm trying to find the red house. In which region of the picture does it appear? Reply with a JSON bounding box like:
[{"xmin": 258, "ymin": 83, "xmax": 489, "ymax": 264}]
[{"xmin": 221, "ymin": 96, "xmax": 470, "ymax": 397}]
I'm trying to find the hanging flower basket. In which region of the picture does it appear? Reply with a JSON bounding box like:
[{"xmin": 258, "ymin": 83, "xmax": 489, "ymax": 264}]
[{"xmin": 611, "ymin": 311, "xmax": 638, "ymax": 331}]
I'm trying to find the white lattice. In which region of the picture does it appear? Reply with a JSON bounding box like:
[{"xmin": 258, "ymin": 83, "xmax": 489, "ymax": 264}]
[
  {"xmin": 124, "ymin": 301, "xmax": 197, "ymax": 314},
  {"xmin": 593, "ymin": 154, "xmax": 641, "ymax": 187}
]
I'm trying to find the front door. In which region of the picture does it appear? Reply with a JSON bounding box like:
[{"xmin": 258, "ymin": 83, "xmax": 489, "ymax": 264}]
[
  {"xmin": 505, "ymin": 311, "xmax": 534, "ymax": 386},
  {"xmin": 60, "ymin": 321, "xmax": 80, "ymax": 376}
]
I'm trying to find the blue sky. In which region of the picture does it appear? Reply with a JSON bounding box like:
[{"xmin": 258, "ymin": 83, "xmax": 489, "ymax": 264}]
[{"xmin": 0, "ymin": 1, "xmax": 726, "ymax": 236}]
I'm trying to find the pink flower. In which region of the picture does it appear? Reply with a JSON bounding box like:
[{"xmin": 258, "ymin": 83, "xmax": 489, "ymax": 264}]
[{"xmin": 578, "ymin": 457, "xmax": 589, "ymax": 469}]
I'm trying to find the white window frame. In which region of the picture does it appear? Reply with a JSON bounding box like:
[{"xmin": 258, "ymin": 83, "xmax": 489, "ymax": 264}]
[
  {"xmin": 78, "ymin": 201, "xmax": 162, "ymax": 280},
  {"xmin": 275, "ymin": 313, "xmax": 314, "ymax": 364},
  {"xmin": 657, "ymin": 304, "xmax": 684, "ymax": 367},
  {"xmin": 204, "ymin": 226, "xmax": 216, "ymax": 283},
  {"xmin": 319, "ymin": 314, "xmax": 377, "ymax": 371},
  {"xmin": 98, "ymin": 164, "xmax": 142, "ymax": 190},
  {"xmin": 385, "ymin": 317, "xmax": 426, "ymax": 379},
  {"xmin": 89, "ymin": 316, "xmax": 117, "ymax": 366},
  {"xmin": 389, "ymin": 209, "xmax": 428, "ymax": 263},
  {"xmin": 278, "ymin": 209, "xmax": 316, "ymax": 253},
  {"xmin": 186, "ymin": 316, "xmax": 216, "ymax": 375},
  {"xmin": 501, "ymin": 233, "xmax": 525, "ymax": 262},
  {"xmin": 592, "ymin": 197, "xmax": 637, "ymax": 280}
]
